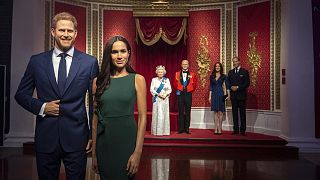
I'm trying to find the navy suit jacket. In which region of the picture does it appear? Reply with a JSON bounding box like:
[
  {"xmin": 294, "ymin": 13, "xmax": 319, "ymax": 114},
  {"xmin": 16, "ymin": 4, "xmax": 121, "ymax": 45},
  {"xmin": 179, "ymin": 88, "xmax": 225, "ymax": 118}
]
[
  {"xmin": 15, "ymin": 49, "xmax": 99, "ymax": 153},
  {"xmin": 227, "ymin": 67, "xmax": 250, "ymax": 101}
]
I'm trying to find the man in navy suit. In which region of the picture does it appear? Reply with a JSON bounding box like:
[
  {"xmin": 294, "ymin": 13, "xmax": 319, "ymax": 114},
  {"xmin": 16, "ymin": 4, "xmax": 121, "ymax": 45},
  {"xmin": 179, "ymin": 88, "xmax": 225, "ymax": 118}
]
[
  {"xmin": 227, "ymin": 57, "xmax": 250, "ymax": 136},
  {"xmin": 15, "ymin": 12, "xmax": 99, "ymax": 180}
]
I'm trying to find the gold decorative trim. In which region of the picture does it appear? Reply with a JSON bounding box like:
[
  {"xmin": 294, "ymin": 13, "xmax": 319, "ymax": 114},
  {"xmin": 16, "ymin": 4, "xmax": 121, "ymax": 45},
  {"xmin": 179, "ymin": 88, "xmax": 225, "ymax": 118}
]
[
  {"xmin": 92, "ymin": 10, "xmax": 99, "ymax": 59},
  {"xmin": 232, "ymin": 3, "xmax": 237, "ymax": 60},
  {"xmin": 136, "ymin": 18, "xmax": 187, "ymax": 46},
  {"xmin": 197, "ymin": 36, "xmax": 211, "ymax": 87},
  {"xmin": 247, "ymin": 32, "xmax": 261, "ymax": 87},
  {"xmin": 83, "ymin": 0, "xmax": 239, "ymax": 4},
  {"xmin": 51, "ymin": 0, "xmax": 55, "ymax": 49},
  {"xmin": 270, "ymin": 0, "xmax": 275, "ymax": 111},
  {"xmin": 221, "ymin": 4, "xmax": 226, "ymax": 67},
  {"xmin": 226, "ymin": 9, "xmax": 232, "ymax": 73},
  {"xmin": 98, "ymin": 5, "xmax": 104, "ymax": 67},
  {"xmin": 226, "ymin": 8, "xmax": 232, "ymax": 108},
  {"xmin": 275, "ymin": 0, "xmax": 281, "ymax": 110},
  {"xmin": 133, "ymin": 1, "xmax": 189, "ymax": 17},
  {"xmin": 87, "ymin": 4, "xmax": 92, "ymax": 55}
]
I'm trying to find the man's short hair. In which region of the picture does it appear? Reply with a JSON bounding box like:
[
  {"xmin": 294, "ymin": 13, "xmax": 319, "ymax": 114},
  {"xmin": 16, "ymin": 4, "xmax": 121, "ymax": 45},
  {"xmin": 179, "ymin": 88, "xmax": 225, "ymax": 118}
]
[
  {"xmin": 232, "ymin": 56, "xmax": 240, "ymax": 61},
  {"xmin": 52, "ymin": 12, "xmax": 77, "ymax": 29}
]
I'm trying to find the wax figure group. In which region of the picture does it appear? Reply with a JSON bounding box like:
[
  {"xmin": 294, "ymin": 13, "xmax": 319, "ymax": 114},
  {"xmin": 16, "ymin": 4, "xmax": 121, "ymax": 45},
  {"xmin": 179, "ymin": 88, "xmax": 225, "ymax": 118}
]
[
  {"xmin": 150, "ymin": 57, "xmax": 249, "ymax": 137},
  {"xmin": 15, "ymin": 11, "xmax": 249, "ymax": 180}
]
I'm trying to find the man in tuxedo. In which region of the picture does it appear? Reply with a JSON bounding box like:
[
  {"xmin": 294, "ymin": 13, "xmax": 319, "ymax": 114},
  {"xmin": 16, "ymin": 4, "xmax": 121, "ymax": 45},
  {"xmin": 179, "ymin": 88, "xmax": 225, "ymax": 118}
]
[
  {"xmin": 174, "ymin": 60, "xmax": 197, "ymax": 134},
  {"xmin": 227, "ymin": 57, "xmax": 250, "ymax": 136},
  {"xmin": 15, "ymin": 12, "xmax": 99, "ymax": 180}
]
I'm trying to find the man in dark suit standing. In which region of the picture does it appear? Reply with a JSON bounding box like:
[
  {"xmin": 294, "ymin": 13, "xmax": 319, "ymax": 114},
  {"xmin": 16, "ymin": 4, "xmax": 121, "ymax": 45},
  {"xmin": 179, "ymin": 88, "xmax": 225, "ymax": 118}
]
[
  {"xmin": 227, "ymin": 57, "xmax": 250, "ymax": 136},
  {"xmin": 15, "ymin": 12, "xmax": 99, "ymax": 180},
  {"xmin": 174, "ymin": 60, "xmax": 197, "ymax": 134}
]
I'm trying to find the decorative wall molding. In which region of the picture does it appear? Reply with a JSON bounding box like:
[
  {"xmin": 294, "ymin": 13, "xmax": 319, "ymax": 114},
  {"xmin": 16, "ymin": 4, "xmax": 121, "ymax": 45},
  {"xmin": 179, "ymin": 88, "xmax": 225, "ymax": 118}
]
[
  {"xmin": 275, "ymin": 0, "xmax": 281, "ymax": 110},
  {"xmin": 190, "ymin": 108, "xmax": 282, "ymax": 136},
  {"xmin": 270, "ymin": 0, "xmax": 275, "ymax": 110}
]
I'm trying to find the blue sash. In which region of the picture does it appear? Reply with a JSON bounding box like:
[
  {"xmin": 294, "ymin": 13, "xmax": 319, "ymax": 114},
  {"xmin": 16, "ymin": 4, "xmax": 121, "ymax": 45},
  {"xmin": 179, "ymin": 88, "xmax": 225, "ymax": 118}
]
[{"xmin": 153, "ymin": 77, "xmax": 166, "ymax": 103}]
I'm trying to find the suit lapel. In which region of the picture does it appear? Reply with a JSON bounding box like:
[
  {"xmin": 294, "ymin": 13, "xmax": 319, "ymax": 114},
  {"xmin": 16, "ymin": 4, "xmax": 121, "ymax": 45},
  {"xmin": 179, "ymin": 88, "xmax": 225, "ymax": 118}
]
[
  {"xmin": 45, "ymin": 50, "xmax": 60, "ymax": 96},
  {"xmin": 62, "ymin": 49, "xmax": 81, "ymax": 95}
]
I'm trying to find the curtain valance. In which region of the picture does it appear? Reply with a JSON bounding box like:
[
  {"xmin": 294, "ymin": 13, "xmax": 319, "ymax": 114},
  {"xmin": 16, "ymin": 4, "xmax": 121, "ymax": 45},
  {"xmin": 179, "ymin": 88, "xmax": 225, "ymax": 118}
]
[{"xmin": 136, "ymin": 17, "xmax": 187, "ymax": 46}]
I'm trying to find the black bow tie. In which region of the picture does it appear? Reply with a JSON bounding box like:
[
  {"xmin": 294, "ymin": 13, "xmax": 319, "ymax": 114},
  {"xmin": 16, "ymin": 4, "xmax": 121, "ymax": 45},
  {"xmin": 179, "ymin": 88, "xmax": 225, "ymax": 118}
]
[{"xmin": 182, "ymin": 71, "xmax": 188, "ymax": 73}]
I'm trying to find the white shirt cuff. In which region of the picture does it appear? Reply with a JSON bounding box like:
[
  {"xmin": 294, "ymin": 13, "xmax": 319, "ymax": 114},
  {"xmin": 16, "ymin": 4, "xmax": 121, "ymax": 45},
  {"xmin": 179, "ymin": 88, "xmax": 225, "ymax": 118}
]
[{"xmin": 39, "ymin": 103, "xmax": 47, "ymax": 117}]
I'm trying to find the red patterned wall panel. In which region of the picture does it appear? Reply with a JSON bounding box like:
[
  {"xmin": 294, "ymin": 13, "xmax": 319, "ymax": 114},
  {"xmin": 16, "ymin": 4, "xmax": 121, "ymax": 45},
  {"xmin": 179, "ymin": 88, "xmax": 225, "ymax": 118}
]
[
  {"xmin": 188, "ymin": 9, "xmax": 221, "ymax": 107},
  {"xmin": 55, "ymin": 2, "xmax": 87, "ymax": 52},
  {"xmin": 238, "ymin": 1, "xmax": 270, "ymax": 110},
  {"xmin": 103, "ymin": 10, "xmax": 136, "ymax": 67}
]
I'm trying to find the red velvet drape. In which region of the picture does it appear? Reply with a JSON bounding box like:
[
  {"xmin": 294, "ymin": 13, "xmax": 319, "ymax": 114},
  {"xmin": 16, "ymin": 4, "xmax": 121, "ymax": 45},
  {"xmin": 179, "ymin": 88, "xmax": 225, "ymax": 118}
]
[
  {"xmin": 138, "ymin": 18, "xmax": 162, "ymax": 40},
  {"xmin": 137, "ymin": 17, "xmax": 186, "ymax": 45},
  {"xmin": 135, "ymin": 38, "xmax": 187, "ymax": 112}
]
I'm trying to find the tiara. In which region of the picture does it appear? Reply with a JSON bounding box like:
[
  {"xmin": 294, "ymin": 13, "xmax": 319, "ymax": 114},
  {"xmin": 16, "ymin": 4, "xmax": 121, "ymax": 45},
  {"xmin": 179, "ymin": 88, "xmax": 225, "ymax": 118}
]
[{"xmin": 156, "ymin": 65, "xmax": 166, "ymax": 70}]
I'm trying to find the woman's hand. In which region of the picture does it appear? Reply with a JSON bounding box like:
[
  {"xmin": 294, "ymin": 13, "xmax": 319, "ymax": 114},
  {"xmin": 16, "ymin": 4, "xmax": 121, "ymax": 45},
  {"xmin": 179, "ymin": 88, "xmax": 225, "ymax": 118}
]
[
  {"xmin": 208, "ymin": 96, "xmax": 211, "ymax": 103},
  {"xmin": 92, "ymin": 154, "xmax": 99, "ymax": 174},
  {"xmin": 126, "ymin": 152, "xmax": 141, "ymax": 177}
]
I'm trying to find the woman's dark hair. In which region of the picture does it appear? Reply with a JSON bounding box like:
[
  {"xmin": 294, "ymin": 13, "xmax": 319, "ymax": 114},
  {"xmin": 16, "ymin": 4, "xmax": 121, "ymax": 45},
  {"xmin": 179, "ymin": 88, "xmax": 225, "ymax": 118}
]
[
  {"xmin": 95, "ymin": 35, "xmax": 135, "ymax": 109},
  {"xmin": 211, "ymin": 62, "xmax": 224, "ymax": 78}
]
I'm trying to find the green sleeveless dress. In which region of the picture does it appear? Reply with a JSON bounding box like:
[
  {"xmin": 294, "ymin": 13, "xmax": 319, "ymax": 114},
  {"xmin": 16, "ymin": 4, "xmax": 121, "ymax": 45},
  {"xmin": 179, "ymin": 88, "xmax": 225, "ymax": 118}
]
[{"xmin": 96, "ymin": 73, "xmax": 137, "ymax": 180}]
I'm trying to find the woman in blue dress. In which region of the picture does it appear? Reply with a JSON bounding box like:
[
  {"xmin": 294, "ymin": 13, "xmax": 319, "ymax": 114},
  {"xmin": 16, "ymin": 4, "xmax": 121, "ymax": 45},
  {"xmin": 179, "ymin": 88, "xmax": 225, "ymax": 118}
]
[{"xmin": 209, "ymin": 62, "xmax": 230, "ymax": 135}]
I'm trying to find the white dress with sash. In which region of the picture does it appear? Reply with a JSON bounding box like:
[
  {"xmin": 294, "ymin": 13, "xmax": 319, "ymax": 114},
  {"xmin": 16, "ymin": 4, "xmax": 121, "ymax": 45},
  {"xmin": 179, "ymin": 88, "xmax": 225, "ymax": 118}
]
[{"xmin": 150, "ymin": 77, "xmax": 172, "ymax": 135}]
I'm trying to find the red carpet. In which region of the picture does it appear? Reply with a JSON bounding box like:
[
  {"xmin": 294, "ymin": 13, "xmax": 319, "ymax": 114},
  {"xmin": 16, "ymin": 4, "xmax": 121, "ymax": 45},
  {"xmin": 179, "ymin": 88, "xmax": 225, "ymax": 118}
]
[
  {"xmin": 144, "ymin": 129, "xmax": 287, "ymax": 144},
  {"xmin": 143, "ymin": 129, "xmax": 298, "ymax": 156},
  {"xmin": 145, "ymin": 129, "xmax": 284, "ymax": 141}
]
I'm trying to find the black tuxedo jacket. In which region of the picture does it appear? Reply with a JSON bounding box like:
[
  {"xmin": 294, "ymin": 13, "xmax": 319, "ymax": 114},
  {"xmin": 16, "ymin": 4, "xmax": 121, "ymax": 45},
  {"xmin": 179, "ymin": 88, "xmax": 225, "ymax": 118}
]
[{"xmin": 227, "ymin": 67, "xmax": 250, "ymax": 100}]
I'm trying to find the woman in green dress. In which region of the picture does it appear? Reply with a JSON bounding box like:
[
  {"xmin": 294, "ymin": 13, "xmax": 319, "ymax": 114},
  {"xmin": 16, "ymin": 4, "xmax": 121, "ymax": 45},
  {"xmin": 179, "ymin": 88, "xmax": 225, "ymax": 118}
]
[{"xmin": 91, "ymin": 36, "xmax": 147, "ymax": 180}]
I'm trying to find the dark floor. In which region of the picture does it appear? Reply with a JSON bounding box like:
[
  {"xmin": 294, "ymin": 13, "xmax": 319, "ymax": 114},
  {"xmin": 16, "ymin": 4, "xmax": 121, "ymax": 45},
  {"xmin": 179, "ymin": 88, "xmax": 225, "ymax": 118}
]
[{"xmin": 0, "ymin": 147, "xmax": 319, "ymax": 180}]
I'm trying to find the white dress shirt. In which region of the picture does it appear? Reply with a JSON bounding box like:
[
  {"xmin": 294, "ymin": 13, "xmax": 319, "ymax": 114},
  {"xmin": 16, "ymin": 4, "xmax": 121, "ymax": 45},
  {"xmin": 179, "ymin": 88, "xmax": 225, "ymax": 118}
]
[
  {"xmin": 182, "ymin": 70, "xmax": 188, "ymax": 82},
  {"xmin": 39, "ymin": 47, "xmax": 75, "ymax": 116},
  {"xmin": 235, "ymin": 66, "xmax": 241, "ymax": 74},
  {"xmin": 52, "ymin": 47, "xmax": 74, "ymax": 82}
]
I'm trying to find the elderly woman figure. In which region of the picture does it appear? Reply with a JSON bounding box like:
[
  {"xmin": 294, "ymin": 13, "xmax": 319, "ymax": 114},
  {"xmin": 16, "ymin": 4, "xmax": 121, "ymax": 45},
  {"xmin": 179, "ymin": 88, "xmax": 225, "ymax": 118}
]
[{"xmin": 150, "ymin": 65, "xmax": 172, "ymax": 136}]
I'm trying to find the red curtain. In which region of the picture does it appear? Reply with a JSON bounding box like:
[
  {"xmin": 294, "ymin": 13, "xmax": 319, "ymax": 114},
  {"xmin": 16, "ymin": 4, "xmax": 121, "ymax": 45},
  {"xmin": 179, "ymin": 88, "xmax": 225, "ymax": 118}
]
[
  {"xmin": 138, "ymin": 18, "xmax": 162, "ymax": 40},
  {"xmin": 136, "ymin": 17, "xmax": 187, "ymax": 46},
  {"xmin": 135, "ymin": 36, "xmax": 187, "ymax": 112},
  {"xmin": 135, "ymin": 17, "xmax": 188, "ymax": 112}
]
